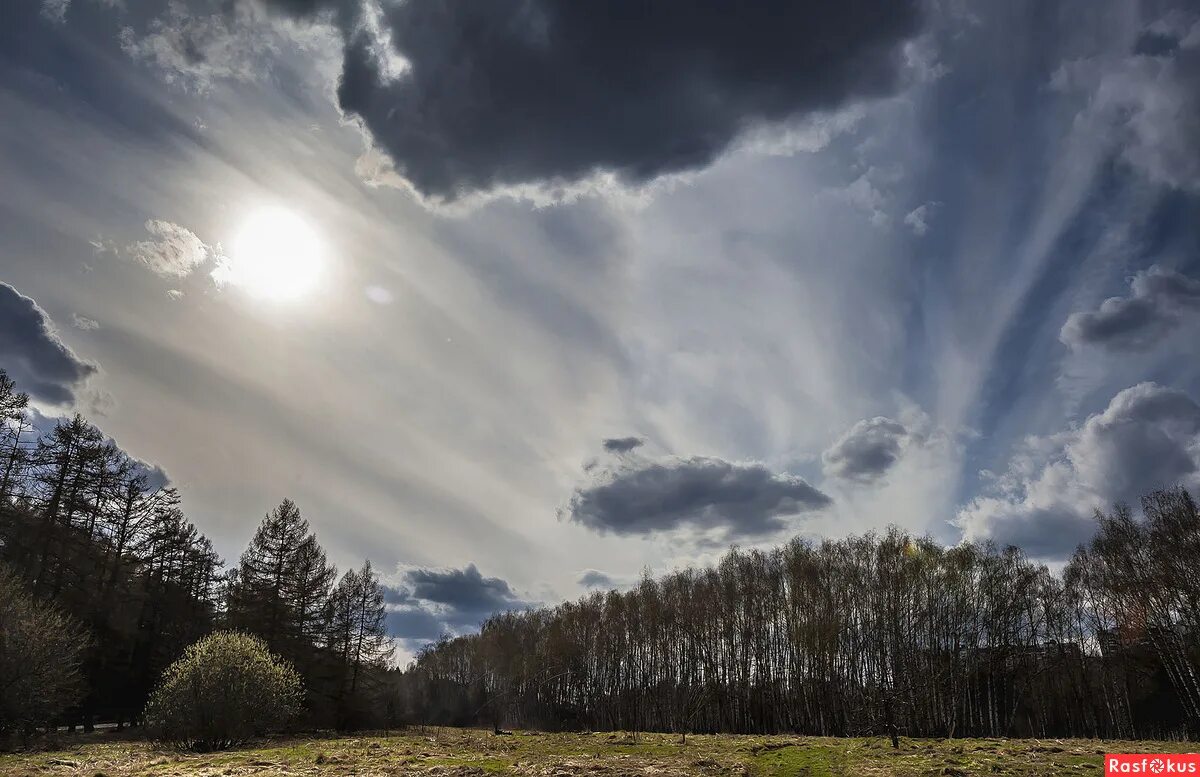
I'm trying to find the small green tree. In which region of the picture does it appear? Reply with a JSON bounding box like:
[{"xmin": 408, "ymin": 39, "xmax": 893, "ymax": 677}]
[
  {"xmin": 0, "ymin": 565, "xmax": 87, "ymax": 748},
  {"xmin": 143, "ymin": 631, "xmax": 303, "ymax": 751}
]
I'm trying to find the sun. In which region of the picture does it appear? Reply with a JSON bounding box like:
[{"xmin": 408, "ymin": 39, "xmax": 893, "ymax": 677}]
[{"xmin": 217, "ymin": 207, "xmax": 324, "ymax": 301}]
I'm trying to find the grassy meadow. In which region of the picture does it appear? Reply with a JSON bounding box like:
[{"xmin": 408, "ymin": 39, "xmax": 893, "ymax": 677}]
[{"xmin": 1, "ymin": 728, "xmax": 1192, "ymax": 776}]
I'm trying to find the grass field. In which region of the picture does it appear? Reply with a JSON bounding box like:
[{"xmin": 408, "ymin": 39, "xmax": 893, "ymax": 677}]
[{"xmin": 0, "ymin": 728, "xmax": 1191, "ymax": 776}]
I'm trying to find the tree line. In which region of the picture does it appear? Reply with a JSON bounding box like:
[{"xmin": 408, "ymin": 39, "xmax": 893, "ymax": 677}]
[
  {"xmin": 6, "ymin": 363, "xmax": 1200, "ymax": 743},
  {"xmin": 0, "ymin": 368, "xmax": 393, "ymax": 740},
  {"xmin": 394, "ymin": 489, "xmax": 1200, "ymax": 742}
]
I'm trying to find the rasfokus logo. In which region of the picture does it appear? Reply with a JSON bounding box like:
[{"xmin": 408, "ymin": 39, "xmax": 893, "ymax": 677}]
[{"xmin": 1106, "ymin": 754, "xmax": 1200, "ymax": 774}]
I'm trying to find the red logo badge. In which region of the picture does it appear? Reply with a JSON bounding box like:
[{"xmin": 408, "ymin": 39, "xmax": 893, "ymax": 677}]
[{"xmin": 1106, "ymin": 755, "xmax": 1200, "ymax": 775}]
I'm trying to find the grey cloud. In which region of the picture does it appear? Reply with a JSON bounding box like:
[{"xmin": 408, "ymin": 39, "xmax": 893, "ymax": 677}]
[
  {"xmin": 563, "ymin": 454, "xmax": 831, "ymax": 539},
  {"xmin": 380, "ymin": 584, "xmax": 410, "ymax": 605},
  {"xmin": 328, "ymin": 0, "xmax": 922, "ymax": 201},
  {"xmin": 577, "ymin": 569, "xmax": 615, "ymax": 589},
  {"xmin": 127, "ymin": 220, "xmax": 216, "ymax": 278},
  {"xmin": 405, "ymin": 563, "xmax": 523, "ymax": 614},
  {"xmin": 822, "ymin": 417, "xmax": 910, "ymax": 483},
  {"xmin": 1060, "ymin": 266, "xmax": 1200, "ymax": 351},
  {"xmin": 602, "ymin": 436, "xmax": 643, "ymax": 454},
  {"xmin": 257, "ymin": 0, "xmax": 359, "ymax": 24},
  {"xmin": 382, "ymin": 563, "xmax": 531, "ymax": 645},
  {"xmin": 956, "ymin": 383, "xmax": 1200, "ymax": 558},
  {"xmin": 384, "ymin": 607, "xmax": 448, "ymax": 644},
  {"xmin": 41, "ymin": 0, "xmax": 68, "ymax": 23},
  {"xmin": 0, "ymin": 283, "xmax": 97, "ymax": 404},
  {"xmin": 1134, "ymin": 30, "xmax": 1181, "ymax": 58}
]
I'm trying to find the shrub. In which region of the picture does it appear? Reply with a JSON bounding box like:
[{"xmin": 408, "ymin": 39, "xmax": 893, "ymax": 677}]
[
  {"xmin": 143, "ymin": 631, "xmax": 303, "ymax": 750},
  {"xmin": 0, "ymin": 565, "xmax": 88, "ymax": 748}
]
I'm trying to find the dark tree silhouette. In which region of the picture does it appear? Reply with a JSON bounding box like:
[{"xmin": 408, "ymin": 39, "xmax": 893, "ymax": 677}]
[{"xmin": 392, "ymin": 494, "xmax": 1200, "ymax": 741}]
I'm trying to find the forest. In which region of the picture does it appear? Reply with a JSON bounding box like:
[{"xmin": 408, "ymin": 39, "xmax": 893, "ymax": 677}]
[
  {"xmin": 0, "ymin": 368, "xmax": 394, "ymax": 738},
  {"xmin": 399, "ymin": 495, "xmax": 1200, "ymax": 742},
  {"xmin": 2, "ymin": 365, "xmax": 1199, "ymax": 744}
]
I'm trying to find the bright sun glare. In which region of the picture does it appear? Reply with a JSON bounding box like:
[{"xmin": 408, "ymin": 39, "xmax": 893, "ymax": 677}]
[{"xmin": 219, "ymin": 207, "xmax": 323, "ymax": 302}]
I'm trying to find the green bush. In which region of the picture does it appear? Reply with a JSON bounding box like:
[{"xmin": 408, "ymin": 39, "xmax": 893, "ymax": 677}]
[
  {"xmin": 0, "ymin": 565, "xmax": 88, "ymax": 748},
  {"xmin": 143, "ymin": 631, "xmax": 303, "ymax": 751}
]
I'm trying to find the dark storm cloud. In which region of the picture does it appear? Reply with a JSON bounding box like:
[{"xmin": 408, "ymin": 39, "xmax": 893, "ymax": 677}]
[
  {"xmin": 602, "ymin": 436, "xmax": 644, "ymax": 454},
  {"xmin": 563, "ymin": 455, "xmax": 831, "ymax": 539},
  {"xmin": 257, "ymin": 0, "xmax": 357, "ymax": 23},
  {"xmin": 382, "ymin": 563, "xmax": 531, "ymax": 644},
  {"xmin": 1060, "ymin": 266, "xmax": 1200, "ymax": 351},
  {"xmin": 405, "ymin": 563, "xmax": 524, "ymax": 613},
  {"xmin": 1133, "ymin": 30, "xmax": 1180, "ymax": 58},
  {"xmin": 821, "ymin": 417, "xmax": 910, "ymax": 483},
  {"xmin": 0, "ymin": 283, "xmax": 96, "ymax": 404},
  {"xmin": 79, "ymin": 0, "xmax": 921, "ymax": 200},
  {"xmin": 323, "ymin": 0, "xmax": 923, "ymax": 201}
]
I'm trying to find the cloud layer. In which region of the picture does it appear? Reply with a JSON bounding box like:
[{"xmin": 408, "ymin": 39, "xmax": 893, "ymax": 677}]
[
  {"xmin": 329, "ymin": 0, "xmax": 921, "ymax": 201},
  {"xmin": 0, "ymin": 283, "xmax": 96, "ymax": 404},
  {"xmin": 563, "ymin": 448, "xmax": 831, "ymax": 541},
  {"xmin": 956, "ymin": 383, "xmax": 1200, "ymax": 558},
  {"xmin": 1051, "ymin": 12, "xmax": 1200, "ymax": 192},
  {"xmin": 127, "ymin": 219, "xmax": 217, "ymax": 278}
]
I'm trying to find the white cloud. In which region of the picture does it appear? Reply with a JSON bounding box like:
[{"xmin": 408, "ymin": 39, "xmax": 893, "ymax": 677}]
[
  {"xmin": 70, "ymin": 313, "xmax": 99, "ymax": 331},
  {"xmin": 119, "ymin": 2, "xmax": 280, "ymax": 91},
  {"xmin": 1050, "ymin": 14, "xmax": 1200, "ymax": 193},
  {"xmin": 903, "ymin": 202, "xmax": 937, "ymax": 236},
  {"xmin": 955, "ymin": 383, "xmax": 1200, "ymax": 557},
  {"xmin": 365, "ymin": 285, "xmax": 394, "ymax": 305},
  {"xmin": 830, "ymin": 169, "xmax": 893, "ymax": 228},
  {"xmin": 127, "ymin": 219, "xmax": 217, "ymax": 278}
]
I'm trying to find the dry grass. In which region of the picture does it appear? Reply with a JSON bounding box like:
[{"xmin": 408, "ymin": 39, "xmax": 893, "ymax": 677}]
[{"xmin": 0, "ymin": 728, "xmax": 1192, "ymax": 776}]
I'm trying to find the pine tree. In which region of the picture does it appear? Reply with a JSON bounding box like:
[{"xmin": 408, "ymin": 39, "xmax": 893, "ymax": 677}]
[
  {"xmin": 327, "ymin": 560, "xmax": 394, "ymax": 728},
  {"xmin": 291, "ymin": 535, "xmax": 337, "ymax": 647},
  {"xmin": 0, "ymin": 370, "xmax": 30, "ymax": 503},
  {"xmin": 226, "ymin": 498, "xmax": 334, "ymax": 683}
]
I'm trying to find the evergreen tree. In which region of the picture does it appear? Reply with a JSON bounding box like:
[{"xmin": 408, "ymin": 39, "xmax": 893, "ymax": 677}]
[
  {"xmin": 227, "ymin": 499, "xmax": 310, "ymax": 653},
  {"xmin": 327, "ymin": 561, "xmax": 394, "ymax": 728},
  {"xmin": 0, "ymin": 371, "xmax": 30, "ymax": 503},
  {"xmin": 226, "ymin": 498, "xmax": 336, "ymax": 700}
]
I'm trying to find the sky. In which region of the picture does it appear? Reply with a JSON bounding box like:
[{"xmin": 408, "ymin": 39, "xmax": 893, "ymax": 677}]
[{"xmin": 2, "ymin": 0, "xmax": 1199, "ymax": 661}]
